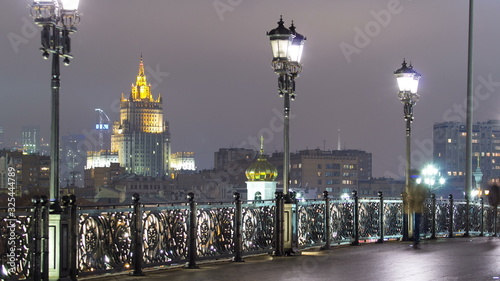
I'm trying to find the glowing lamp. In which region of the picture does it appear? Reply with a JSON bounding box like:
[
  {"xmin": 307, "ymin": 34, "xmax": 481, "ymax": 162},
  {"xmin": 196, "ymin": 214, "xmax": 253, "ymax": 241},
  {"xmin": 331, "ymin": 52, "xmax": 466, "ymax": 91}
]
[
  {"xmin": 267, "ymin": 16, "xmax": 292, "ymax": 61},
  {"xmin": 60, "ymin": 0, "xmax": 80, "ymax": 10},
  {"xmin": 288, "ymin": 22, "xmax": 306, "ymax": 64},
  {"xmin": 394, "ymin": 60, "xmax": 420, "ymax": 94}
]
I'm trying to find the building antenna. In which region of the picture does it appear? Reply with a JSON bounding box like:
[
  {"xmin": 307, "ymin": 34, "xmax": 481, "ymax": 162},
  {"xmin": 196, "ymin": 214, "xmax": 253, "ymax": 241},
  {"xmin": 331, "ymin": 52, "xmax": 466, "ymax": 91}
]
[{"xmin": 337, "ymin": 128, "xmax": 341, "ymax": 151}]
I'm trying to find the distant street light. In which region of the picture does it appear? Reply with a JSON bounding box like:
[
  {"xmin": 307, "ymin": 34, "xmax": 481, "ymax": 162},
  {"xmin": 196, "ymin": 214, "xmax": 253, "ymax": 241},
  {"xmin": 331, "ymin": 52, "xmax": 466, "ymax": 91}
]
[
  {"xmin": 419, "ymin": 164, "xmax": 446, "ymax": 190},
  {"xmin": 30, "ymin": 0, "xmax": 81, "ymax": 212},
  {"xmin": 394, "ymin": 59, "xmax": 421, "ymax": 241},
  {"xmin": 267, "ymin": 16, "xmax": 306, "ymax": 198}
]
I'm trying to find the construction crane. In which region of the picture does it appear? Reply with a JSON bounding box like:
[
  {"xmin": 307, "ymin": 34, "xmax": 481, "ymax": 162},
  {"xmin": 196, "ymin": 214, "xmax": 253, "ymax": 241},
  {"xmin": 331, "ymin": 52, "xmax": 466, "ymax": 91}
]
[{"xmin": 95, "ymin": 108, "xmax": 110, "ymax": 151}]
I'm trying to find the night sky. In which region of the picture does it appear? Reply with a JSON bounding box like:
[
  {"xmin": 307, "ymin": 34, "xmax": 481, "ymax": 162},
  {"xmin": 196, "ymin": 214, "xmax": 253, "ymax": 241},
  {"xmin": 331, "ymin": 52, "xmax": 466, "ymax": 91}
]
[{"xmin": 2, "ymin": 0, "xmax": 500, "ymax": 179}]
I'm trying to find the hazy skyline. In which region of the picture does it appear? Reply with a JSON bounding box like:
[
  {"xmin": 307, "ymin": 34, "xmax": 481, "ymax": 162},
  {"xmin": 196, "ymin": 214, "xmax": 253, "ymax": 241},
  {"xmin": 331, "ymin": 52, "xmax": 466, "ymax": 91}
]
[{"xmin": 2, "ymin": 0, "xmax": 500, "ymax": 179}]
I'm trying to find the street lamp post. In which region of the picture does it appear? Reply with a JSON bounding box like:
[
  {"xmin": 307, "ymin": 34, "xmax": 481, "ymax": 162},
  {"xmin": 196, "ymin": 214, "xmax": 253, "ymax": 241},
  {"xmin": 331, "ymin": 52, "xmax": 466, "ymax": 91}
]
[
  {"xmin": 267, "ymin": 16, "xmax": 306, "ymax": 198},
  {"xmin": 30, "ymin": 1, "xmax": 80, "ymax": 278},
  {"xmin": 394, "ymin": 59, "xmax": 421, "ymax": 241},
  {"xmin": 267, "ymin": 16, "xmax": 305, "ymax": 254},
  {"xmin": 30, "ymin": 0, "xmax": 80, "ymax": 212}
]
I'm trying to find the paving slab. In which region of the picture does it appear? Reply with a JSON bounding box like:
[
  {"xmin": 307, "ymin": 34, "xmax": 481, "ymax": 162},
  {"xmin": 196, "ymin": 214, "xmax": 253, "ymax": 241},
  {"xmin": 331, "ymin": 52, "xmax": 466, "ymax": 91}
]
[{"xmin": 83, "ymin": 237, "xmax": 500, "ymax": 281}]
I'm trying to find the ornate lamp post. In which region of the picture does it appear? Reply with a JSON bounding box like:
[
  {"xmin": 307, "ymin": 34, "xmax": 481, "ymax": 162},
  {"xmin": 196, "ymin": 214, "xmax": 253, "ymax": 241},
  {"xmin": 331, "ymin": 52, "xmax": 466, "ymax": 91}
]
[
  {"xmin": 394, "ymin": 59, "xmax": 420, "ymax": 241},
  {"xmin": 30, "ymin": 0, "xmax": 81, "ymax": 212},
  {"xmin": 29, "ymin": 1, "xmax": 80, "ymax": 278},
  {"xmin": 267, "ymin": 16, "xmax": 306, "ymax": 198}
]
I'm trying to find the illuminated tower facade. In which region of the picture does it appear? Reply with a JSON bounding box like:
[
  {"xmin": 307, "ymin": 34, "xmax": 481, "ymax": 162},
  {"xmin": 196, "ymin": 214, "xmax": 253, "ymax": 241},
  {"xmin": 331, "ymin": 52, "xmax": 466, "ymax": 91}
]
[{"xmin": 111, "ymin": 57, "xmax": 171, "ymax": 177}]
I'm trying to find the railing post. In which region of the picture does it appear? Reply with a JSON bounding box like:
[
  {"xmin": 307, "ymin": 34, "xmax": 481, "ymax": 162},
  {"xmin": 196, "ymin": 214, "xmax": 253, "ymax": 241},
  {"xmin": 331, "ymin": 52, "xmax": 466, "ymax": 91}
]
[
  {"xmin": 62, "ymin": 195, "xmax": 78, "ymax": 281},
  {"xmin": 32, "ymin": 196, "xmax": 42, "ymax": 281},
  {"xmin": 448, "ymin": 194, "xmax": 454, "ymax": 238},
  {"xmin": 321, "ymin": 191, "xmax": 331, "ymax": 250},
  {"xmin": 430, "ymin": 193, "xmax": 436, "ymax": 239},
  {"xmin": 287, "ymin": 191, "xmax": 299, "ymax": 254},
  {"xmin": 233, "ymin": 192, "xmax": 244, "ymax": 262},
  {"xmin": 185, "ymin": 192, "xmax": 199, "ymax": 269},
  {"xmin": 495, "ymin": 206, "xmax": 498, "ymax": 237},
  {"xmin": 479, "ymin": 197, "xmax": 484, "ymax": 237},
  {"xmin": 351, "ymin": 190, "xmax": 360, "ymax": 246},
  {"xmin": 274, "ymin": 191, "xmax": 284, "ymax": 256},
  {"xmin": 131, "ymin": 193, "xmax": 144, "ymax": 276},
  {"xmin": 377, "ymin": 191, "xmax": 384, "ymax": 243},
  {"xmin": 402, "ymin": 191, "xmax": 409, "ymax": 241},
  {"xmin": 464, "ymin": 194, "xmax": 470, "ymax": 237},
  {"xmin": 41, "ymin": 195, "xmax": 49, "ymax": 281}
]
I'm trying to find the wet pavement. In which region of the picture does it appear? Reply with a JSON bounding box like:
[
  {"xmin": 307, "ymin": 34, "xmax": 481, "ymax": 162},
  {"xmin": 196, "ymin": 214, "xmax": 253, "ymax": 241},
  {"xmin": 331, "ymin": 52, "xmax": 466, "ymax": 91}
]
[{"xmin": 84, "ymin": 237, "xmax": 500, "ymax": 281}]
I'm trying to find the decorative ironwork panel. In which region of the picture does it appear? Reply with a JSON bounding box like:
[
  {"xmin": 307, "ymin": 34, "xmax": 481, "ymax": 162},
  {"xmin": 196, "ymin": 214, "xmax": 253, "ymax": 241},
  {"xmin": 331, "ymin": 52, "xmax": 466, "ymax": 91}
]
[
  {"xmin": 297, "ymin": 201, "xmax": 324, "ymax": 247},
  {"xmin": 453, "ymin": 200, "xmax": 467, "ymax": 235},
  {"xmin": 196, "ymin": 204, "xmax": 235, "ymax": 259},
  {"xmin": 420, "ymin": 200, "xmax": 432, "ymax": 237},
  {"xmin": 241, "ymin": 203, "xmax": 274, "ymax": 253},
  {"xmin": 435, "ymin": 199, "xmax": 451, "ymax": 236},
  {"xmin": 484, "ymin": 205, "xmax": 498, "ymax": 235},
  {"xmin": 330, "ymin": 200, "xmax": 354, "ymax": 243},
  {"xmin": 358, "ymin": 199, "xmax": 380, "ymax": 239},
  {"xmin": 383, "ymin": 200, "xmax": 403, "ymax": 237},
  {"xmin": 0, "ymin": 208, "xmax": 33, "ymax": 279},
  {"xmin": 77, "ymin": 208, "xmax": 133, "ymax": 274},
  {"xmin": 141, "ymin": 207, "xmax": 189, "ymax": 266},
  {"xmin": 468, "ymin": 201, "xmax": 482, "ymax": 234}
]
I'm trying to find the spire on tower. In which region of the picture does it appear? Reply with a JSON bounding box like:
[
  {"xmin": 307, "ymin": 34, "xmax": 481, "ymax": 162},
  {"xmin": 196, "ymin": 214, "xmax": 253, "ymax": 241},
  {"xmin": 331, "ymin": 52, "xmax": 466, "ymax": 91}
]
[
  {"xmin": 138, "ymin": 54, "xmax": 145, "ymax": 77},
  {"xmin": 260, "ymin": 135, "xmax": 265, "ymax": 155},
  {"xmin": 131, "ymin": 55, "xmax": 153, "ymax": 100}
]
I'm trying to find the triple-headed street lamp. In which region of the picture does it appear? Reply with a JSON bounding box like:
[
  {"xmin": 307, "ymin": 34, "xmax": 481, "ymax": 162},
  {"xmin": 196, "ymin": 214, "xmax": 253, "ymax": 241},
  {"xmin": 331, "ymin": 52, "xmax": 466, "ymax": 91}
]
[
  {"xmin": 267, "ymin": 16, "xmax": 306, "ymax": 199},
  {"xmin": 30, "ymin": 0, "xmax": 81, "ymax": 212},
  {"xmin": 394, "ymin": 59, "xmax": 421, "ymax": 241}
]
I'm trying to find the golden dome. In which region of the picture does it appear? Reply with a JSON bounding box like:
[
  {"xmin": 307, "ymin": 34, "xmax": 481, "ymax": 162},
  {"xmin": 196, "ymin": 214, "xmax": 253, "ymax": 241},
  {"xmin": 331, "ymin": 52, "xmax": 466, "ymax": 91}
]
[{"xmin": 245, "ymin": 136, "xmax": 278, "ymax": 181}]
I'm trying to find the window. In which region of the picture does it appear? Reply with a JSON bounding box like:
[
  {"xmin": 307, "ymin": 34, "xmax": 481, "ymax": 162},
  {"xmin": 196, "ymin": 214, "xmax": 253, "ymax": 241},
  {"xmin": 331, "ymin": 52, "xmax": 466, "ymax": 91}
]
[{"xmin": 333, "ymin": 164, "xmax": 340, "ymax": 169}]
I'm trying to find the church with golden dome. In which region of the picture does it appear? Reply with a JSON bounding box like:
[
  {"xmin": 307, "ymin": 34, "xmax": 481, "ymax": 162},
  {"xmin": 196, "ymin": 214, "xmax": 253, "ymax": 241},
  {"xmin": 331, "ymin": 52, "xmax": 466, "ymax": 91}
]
[
  {"xmin": 111, "ymin": 56, "xmax": 171, "ymax": 177},
  {"xmin": 245, "ymin": 136, "xmax": 278, "ymax": 201}
]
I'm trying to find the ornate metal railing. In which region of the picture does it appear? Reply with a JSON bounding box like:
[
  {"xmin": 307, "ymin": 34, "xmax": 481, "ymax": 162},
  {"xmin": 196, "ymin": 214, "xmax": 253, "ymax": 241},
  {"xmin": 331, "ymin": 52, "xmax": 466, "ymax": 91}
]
[
  {"xmin": 0, "ymin": 206, "xmax": 36, "ymax": 279},
  {"xmin": 1, "ymin": 191, "xmax": 500, "ymax": 280}
]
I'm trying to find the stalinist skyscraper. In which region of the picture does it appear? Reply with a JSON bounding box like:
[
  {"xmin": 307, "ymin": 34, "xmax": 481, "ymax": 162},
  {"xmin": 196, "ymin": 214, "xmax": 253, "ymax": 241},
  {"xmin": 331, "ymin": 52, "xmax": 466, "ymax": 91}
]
[{"xmin": 111, "ymin": 56, "xmax": 171, "ymax": 177}]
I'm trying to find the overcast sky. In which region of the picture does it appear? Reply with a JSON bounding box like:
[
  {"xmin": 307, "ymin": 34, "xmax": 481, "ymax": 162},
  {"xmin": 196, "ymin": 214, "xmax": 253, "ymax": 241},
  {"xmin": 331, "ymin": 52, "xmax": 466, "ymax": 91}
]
[{"xmin": 2, "ymin": 0, "xmax": 500, "ymax": 179}]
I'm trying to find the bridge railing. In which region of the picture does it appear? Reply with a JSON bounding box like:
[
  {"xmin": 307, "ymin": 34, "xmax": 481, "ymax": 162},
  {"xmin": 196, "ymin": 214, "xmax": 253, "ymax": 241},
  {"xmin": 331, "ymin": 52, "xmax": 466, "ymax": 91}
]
[{"xmin": 1, "ymin": 192, "xmax": 499, "ymax": 280}]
